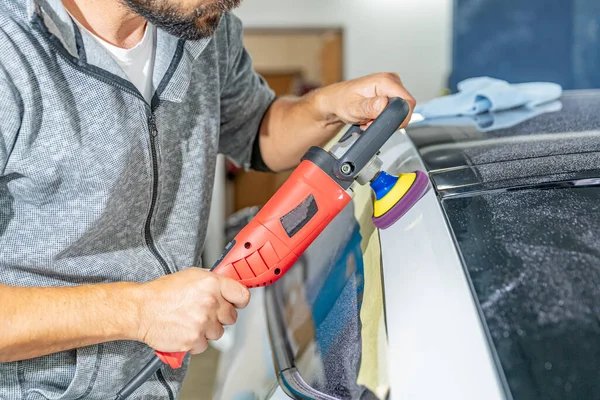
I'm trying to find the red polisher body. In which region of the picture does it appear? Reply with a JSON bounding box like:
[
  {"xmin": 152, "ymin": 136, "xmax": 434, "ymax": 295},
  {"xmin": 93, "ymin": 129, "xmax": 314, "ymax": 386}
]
[{"xmin": 156, "ymin": 159, "xmax": 352, "ymax": 369}]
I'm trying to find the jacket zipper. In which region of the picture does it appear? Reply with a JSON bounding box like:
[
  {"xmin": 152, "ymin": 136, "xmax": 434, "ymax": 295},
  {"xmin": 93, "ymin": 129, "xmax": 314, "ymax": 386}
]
[
  {"xmin": 144, "ymin": 111, "xmax": 172, "ymax": 276},
  {"xmin": 156, "ymin": 368, "xmax": 175, "ymax": 400},
  {"xmin": 147, "ymin": 110, "xmax": 175, "ymax": 400}
]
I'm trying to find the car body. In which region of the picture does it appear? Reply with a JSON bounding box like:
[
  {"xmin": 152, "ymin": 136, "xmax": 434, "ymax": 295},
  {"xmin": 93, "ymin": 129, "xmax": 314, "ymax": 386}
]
[{"xmin": 213, "ymin": 90, "xmax": 600, "ymax": 400}]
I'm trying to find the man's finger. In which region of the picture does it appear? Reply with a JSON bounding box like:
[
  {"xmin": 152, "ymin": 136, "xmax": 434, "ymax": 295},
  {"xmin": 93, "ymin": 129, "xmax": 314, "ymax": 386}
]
[
  {"xmin": 218, "ymin": 277, "xmax": 251, "ymax": 309},
  {"xmin": 217, "ymin": 303, "xmax": 238, "ymax": 326},
  {"xmin": 378, "ymin": 87, "xmax": 415, "ymax": 128},
  {"xmin": 376, "ymin": 74, "xmax": 417, "ymax": 112},
  {"xmin": 355, "ymin": 96, "xmax": 389, "ymax": 122},
  {"xmin": 205, "ymin": 322, "xmax": 225, "ymax": 341},
  {"xmin": 190, "ymin": 337, "xmax": 209, "ymax": 355}
]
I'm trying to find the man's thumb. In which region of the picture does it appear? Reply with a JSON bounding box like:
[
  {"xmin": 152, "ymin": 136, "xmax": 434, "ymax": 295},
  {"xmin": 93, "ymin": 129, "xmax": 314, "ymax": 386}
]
[{"xmin": 360, "ymin": 96, "xmax": 388, "ymax": 120}]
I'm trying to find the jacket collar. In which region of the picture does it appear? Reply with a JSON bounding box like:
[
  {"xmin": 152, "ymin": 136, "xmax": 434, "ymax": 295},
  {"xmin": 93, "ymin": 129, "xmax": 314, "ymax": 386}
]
[
  {"xmin": 29, "ymin": 0, "xmax": 79, "ymax": 57},
  {"xmin": 28, "ymin": 0, "xmax": 212, "ymax": 104}
]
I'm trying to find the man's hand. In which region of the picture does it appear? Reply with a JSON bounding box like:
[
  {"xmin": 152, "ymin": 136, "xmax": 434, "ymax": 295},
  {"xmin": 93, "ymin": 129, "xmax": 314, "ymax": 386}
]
[
  {"xmin": 0, "ymin": 268, "xmax": 249, "ymax": 363},
  {"xmin": 314, "ymin": 72, "xmax": 417, "ymax": 130},
  {"xmin": 258, "ymin": 72, "xmax": 416, "ymax": 172},
  {"xmin": 135, "ymin": 268, "xmax": 250, "ymax": 355}
]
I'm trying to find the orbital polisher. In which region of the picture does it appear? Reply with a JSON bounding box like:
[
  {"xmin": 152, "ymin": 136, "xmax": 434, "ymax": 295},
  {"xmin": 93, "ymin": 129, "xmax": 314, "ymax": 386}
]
[{"xmin": 115, "ymin": 96, "xmax": 429, "ymax": 399}]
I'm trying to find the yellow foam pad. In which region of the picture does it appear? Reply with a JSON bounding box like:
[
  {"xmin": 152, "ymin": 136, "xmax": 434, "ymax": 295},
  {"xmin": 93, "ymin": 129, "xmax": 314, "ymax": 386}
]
[{"xmin": 373, "ymin": 173, "xmax": 417, "ymax": 218}]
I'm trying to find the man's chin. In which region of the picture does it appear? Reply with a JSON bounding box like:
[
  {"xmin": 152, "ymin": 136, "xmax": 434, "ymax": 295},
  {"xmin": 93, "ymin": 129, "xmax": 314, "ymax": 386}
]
[
  {"xmin": 152, "ymin": 12, "xmax": 223, "ymax": 41},
  {"xmin": 198, "ymin": 13, "xmax": 223, "ymax": 35},
  {"xmin": 121, "ymin": 0, "xmax": 225, "ymax": 41}
]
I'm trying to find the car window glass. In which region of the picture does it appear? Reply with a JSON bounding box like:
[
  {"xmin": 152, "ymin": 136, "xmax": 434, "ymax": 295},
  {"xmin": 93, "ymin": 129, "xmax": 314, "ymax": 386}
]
[
  {"xmin": 272, "ymin": 194, "xmax": 388, "ymax": 399},
  {"xmin": 443, "ymin": 186, "xmax": 600, "ymax": 399}
]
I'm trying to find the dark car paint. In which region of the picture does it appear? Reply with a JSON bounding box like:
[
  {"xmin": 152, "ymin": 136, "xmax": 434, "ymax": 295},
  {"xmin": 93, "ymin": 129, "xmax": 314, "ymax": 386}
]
[
  {"xmin": 444, "ymin": 188, "xmax": 600, "ymax": 400},
  {"xmin": 409, "ymin": 91, "xmax": 600, "ymax": 197},
  {"xmin": 407, "ymin": 90, "xmax": 600, "ymax": 400}
]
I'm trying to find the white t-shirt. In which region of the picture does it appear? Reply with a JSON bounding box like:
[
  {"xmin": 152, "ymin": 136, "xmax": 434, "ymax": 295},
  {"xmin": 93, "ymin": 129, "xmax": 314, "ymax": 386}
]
[{"xmin": 73, "ymin": 20, "xmax": 157, "ymax": 102}]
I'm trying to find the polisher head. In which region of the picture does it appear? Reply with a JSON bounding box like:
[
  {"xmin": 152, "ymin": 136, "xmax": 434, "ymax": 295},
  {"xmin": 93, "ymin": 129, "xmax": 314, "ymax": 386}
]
[{"xmin": 370, "ymin": 170, "xmax": 429, "ymax": 229}]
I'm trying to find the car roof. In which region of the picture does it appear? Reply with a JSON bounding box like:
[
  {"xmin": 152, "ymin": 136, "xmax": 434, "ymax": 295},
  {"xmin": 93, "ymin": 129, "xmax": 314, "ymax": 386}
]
[{"xmin": 406, "ymin": 90, "xmax": 600, "ymax": 197}]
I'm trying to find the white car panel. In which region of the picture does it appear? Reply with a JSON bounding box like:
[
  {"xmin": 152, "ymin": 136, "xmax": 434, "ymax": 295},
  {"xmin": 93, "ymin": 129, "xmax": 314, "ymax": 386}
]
[{"xmin": 379, "ymin": 131, "xmax": 506, "ymax": 400}]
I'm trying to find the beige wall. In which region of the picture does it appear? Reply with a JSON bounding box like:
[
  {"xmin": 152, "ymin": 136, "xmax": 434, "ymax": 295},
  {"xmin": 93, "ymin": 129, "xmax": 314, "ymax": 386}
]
[{"xmin": 243, "ymin": 33, "xmax": 325, "ymax": 84}]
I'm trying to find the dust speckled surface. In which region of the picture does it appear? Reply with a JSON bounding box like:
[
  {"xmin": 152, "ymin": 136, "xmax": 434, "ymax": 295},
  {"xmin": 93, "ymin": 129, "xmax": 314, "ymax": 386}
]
[
  {"xmin": 434, "ymin": 151, "xmax": 600, "ymax": 190},
  {"xmin": 410, "ymin": 91, "xmax": 600, "ymax": 191},
  {"xmin": 444, "ymin": 187, "xmax": 600, "ymax": 400}
]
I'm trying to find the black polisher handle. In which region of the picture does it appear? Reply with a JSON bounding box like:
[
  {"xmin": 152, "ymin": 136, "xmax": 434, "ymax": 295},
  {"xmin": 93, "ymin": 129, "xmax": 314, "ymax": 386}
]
[{"xmin": 334, "ymin": 97, "xmax": 410, "ymax": 180}]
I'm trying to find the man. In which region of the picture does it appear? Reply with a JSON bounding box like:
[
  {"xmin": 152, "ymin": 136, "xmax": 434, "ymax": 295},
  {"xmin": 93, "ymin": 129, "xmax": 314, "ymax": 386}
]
[{"xmin": 0, "ymin": 0, "xmax": 416, "ymax": 398}]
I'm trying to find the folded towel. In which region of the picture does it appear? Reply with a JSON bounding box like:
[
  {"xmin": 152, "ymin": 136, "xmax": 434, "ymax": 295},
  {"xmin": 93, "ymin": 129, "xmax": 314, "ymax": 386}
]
[
  {"xmin": 415, "ymin": 77, "xmax": 562, "ymax": 119},
  {"xmin": 412, "ymin": 100, "xmax": 563, "ymax": 132}
]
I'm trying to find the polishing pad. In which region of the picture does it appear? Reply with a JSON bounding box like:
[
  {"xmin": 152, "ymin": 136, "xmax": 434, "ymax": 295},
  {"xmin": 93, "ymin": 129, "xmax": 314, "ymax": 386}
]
[{"xmin": 370, "ymin": 171, "xmax": 429, "ymax": 229}]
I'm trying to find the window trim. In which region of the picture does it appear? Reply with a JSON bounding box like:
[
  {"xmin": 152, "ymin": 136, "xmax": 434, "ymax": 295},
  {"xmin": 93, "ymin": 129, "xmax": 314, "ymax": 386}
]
[{"xmin": 264, "ymin": 280, "xmax": 340, "ymax": 400}]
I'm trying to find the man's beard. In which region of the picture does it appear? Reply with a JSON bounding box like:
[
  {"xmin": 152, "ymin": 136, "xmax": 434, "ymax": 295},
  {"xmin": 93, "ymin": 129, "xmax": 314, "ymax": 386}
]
[{"xmin": 121, "ymin": 0, "xmax": 241, "ymax": 40}]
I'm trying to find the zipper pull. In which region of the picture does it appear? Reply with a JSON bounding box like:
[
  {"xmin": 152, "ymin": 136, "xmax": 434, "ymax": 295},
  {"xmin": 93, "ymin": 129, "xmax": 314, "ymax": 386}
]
[{"xmin": 148, "ymin": 113, "xmax": 158, "ymax": 137}]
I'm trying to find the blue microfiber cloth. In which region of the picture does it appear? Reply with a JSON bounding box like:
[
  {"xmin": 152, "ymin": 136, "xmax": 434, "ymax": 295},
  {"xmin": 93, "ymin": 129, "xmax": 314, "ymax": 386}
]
[
  {"xmin": 411, "ymin": 100, "xmax": 563, "ymax": 132},
  {"xmin": 415, "ymin": 77, "xmax": 562, "ymax": 119}
]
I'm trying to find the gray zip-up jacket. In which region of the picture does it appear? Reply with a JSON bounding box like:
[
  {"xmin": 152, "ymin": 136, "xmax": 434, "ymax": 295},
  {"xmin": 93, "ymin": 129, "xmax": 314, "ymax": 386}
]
[{"xmin": 0, "ymin": 0, "xmax": 275, "ymax": 398}]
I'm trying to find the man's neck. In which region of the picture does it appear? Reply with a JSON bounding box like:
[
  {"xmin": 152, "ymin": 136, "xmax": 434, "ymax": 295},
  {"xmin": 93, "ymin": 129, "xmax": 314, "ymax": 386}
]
[{"xmin": 61, "ymin": 0, "xmax": 147, "ymax": 49}]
